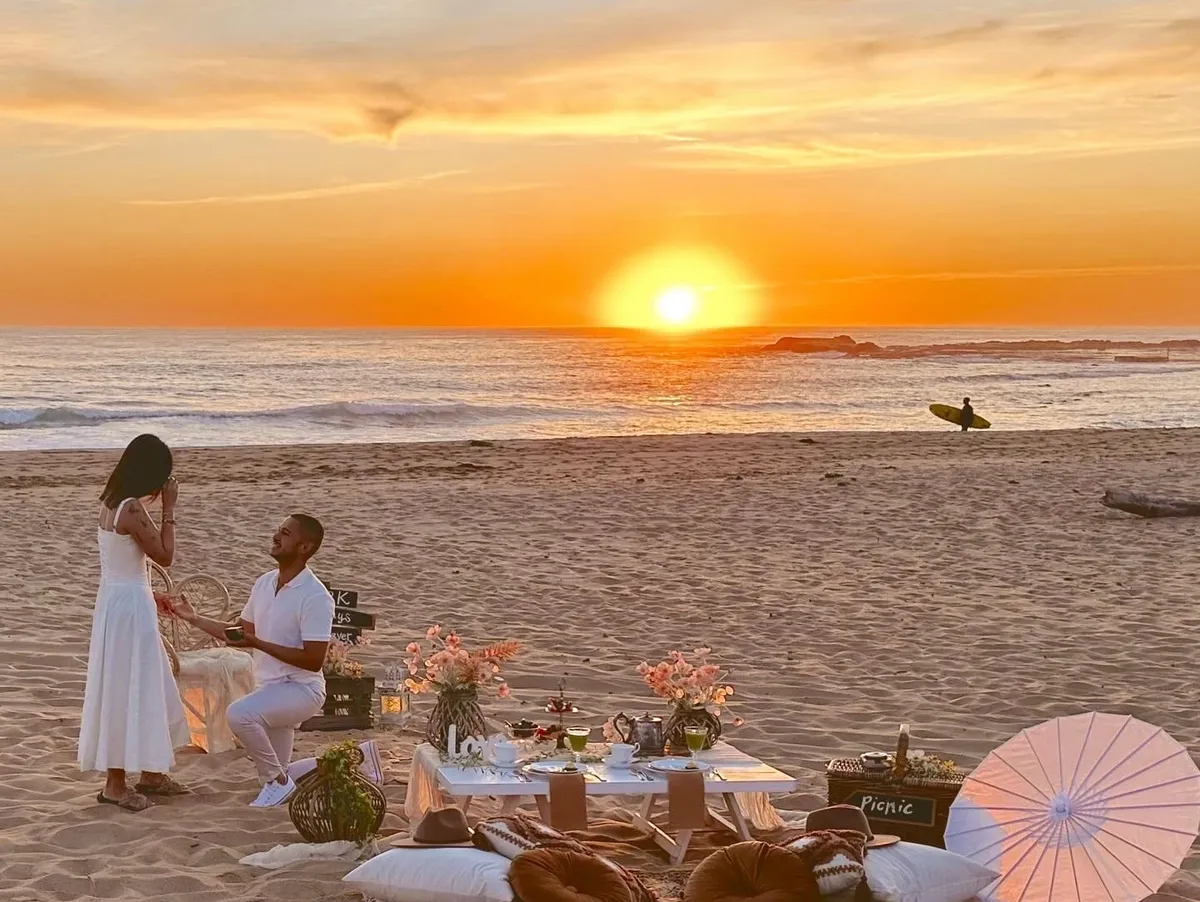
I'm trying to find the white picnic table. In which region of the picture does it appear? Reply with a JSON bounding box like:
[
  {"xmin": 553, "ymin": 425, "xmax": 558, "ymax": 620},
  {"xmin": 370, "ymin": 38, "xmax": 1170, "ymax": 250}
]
[{"xmin": 417, "ymin": 742, "xmax": 796, "ymax": 865}]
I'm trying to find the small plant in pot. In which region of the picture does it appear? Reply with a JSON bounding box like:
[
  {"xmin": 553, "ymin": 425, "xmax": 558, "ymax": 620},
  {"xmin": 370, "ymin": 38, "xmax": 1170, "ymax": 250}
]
[{"xmin": 289, "ymin": 740, "xmax": 386, "ymax": 843}]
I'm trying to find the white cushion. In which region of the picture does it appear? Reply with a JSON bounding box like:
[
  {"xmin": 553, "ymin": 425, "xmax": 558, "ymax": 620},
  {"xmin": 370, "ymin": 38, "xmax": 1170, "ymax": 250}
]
[
  {"xmin": 474, "ymin": 820, "xmax": 540, "ymax": 860},
  {"xmin": 342, "ymin": 848, "xmax": 513, "ymax": 902},
  {"xmin": 865, "ymin": 842, "xmax": 997, "ymax": 902}
]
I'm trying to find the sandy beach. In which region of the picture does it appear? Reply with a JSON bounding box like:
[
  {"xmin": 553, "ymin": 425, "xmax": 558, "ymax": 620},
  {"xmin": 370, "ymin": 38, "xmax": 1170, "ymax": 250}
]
[{"xmin": 1, "ymin": 428, "xmax": 1198, "ymax": 901}]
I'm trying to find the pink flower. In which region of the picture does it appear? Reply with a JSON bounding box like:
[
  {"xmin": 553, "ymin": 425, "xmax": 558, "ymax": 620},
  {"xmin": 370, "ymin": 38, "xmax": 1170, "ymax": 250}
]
[
  {"xmin": 406, "ymin": 642, "xmax": 421, "ymax": 654},
  {"xmin": 427, "ymin": 625, "xmax": 442, "ymax": 639},
  {"xmin": 497, "ymin": 683, "xmax": 511, "ymax": 698}
]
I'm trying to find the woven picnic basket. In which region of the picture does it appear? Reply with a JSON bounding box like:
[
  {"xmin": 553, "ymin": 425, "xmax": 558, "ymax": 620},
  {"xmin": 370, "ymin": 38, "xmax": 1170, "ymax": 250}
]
[{"xmin": 826, "ymin": 724, "xmax": 965, "ymax": 847}]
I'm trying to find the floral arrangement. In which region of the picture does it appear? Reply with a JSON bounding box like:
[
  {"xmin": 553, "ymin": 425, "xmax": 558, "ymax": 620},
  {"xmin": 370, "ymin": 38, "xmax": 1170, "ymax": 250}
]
[
  {"xmin": 636, "ymin": 647, "xmax": 743, "ymax": 725},
  {"xmin": 324, "ymin": 636, "xmax": 370, "ymax": 678},
  {"xmin": 404, "ymin": 624, "xmax": 519, "ymax": 697},
  {"xmin": 903, "ymin": 753, "xmax": 962, "ymax": 782}
]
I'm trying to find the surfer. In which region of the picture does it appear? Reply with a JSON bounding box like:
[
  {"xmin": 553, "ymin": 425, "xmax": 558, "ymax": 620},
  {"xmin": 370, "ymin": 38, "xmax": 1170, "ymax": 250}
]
[{"xmin": 960, "ymin": 397, "xmax": 974, "ymax": 432}]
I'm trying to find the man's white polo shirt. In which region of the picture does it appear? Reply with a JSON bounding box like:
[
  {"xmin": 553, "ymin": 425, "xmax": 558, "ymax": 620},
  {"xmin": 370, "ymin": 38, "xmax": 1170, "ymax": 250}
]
[{"xmin": 240, "ymin": 567, "xmax": 335, "ymax": 690}]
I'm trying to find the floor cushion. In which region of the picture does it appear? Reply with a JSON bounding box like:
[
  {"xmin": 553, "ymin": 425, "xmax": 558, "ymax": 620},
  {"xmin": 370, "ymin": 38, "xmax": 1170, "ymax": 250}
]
[{"xmin": 684, "ymin": 841, "xmax": 820, "ymax": 902}]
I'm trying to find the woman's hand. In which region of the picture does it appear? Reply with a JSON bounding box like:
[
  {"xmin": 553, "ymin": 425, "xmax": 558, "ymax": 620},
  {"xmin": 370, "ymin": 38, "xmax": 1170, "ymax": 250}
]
[
  {"xmin": 171, "ymin": 593, "xmax": 197, "ymax": 623},
  {"xmin": 161, "ymin": 476, "xmax": 179, "ymax": 511}
]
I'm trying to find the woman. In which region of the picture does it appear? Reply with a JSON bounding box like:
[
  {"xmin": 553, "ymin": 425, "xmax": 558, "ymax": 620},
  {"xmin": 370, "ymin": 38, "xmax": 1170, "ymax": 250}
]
[{"xmin": 78, "ymin": 433, "xmax": 192, "ymax": 810}]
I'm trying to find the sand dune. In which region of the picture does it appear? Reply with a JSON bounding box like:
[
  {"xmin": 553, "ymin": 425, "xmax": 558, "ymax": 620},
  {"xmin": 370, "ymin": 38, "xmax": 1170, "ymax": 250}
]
[{"xmin": 1, "ymin": 429, "xmax": 1198, "ymax": 900}]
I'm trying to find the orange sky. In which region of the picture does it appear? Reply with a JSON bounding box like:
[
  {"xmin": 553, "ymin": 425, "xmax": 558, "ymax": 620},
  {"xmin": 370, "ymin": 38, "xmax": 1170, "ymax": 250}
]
[{"xmin": 1, "ymin": 0, "xmax": 1199, "ymax": 327}]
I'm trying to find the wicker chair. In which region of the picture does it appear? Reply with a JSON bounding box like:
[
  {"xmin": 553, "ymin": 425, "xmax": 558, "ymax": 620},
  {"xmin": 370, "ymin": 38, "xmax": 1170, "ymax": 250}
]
[{"xmin": 150, "ymin": 562, "xmax": 254, "ymax": 752}]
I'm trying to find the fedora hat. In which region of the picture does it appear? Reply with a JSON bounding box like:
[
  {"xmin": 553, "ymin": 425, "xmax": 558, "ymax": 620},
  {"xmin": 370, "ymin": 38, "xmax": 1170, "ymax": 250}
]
[
  {"xmin": 806, "ymin": 805, "xmax": 900, "ymax": 848},
  {"xmin": 391, "ymin": 807, "xmax": 475, "ymax": 848}
]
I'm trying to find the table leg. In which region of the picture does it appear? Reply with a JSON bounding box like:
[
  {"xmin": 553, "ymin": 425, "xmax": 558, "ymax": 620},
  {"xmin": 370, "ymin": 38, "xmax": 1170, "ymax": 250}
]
[
  {"xmin": 535, "ymin": 795, "xmax": 551, "ymax": 821},
  {"xmin": 453, "ymin": 796, "xmax": 474, "ymax": 816},
  {"xmin": 499, "ymin": 796, "xmax": 521, "ymax": 816},
  {"xmin": 723, "ymin": 793, "xmax": 753, "ymax": 840},
  {"xmin": 632, "ymin": 795, "xmax": 693, "ymax": 866}
]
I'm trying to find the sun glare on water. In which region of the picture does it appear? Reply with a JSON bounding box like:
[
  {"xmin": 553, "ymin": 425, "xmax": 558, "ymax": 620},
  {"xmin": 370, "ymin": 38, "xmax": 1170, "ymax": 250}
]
[{"xmin": 597, "ymin": 245, "xmax": 762, "ymax": 332}]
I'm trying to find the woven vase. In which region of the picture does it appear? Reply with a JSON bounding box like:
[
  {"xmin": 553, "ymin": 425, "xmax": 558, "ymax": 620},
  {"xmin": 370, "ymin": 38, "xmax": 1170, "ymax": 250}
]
[
  {"xmin": 288, "ymin": 747, "xmax": 386, "ymax": 843},
  {"xmin": 426, "ymin": 686, "xmax": 487, "ymax": 752},
  {"xmin": 665, "ymin": 703, "xmax": 722, "ymax": 752}
]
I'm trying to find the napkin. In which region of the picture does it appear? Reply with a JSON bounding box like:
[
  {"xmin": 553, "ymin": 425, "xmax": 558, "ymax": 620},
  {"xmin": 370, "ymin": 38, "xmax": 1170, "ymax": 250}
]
[
  {"xmin": 547, "ymin": 771, "xmax": 588, "ymax": 832},
  {"xmin": 667, "ymin": 769, "xmax": 707, "ymax": 829}
]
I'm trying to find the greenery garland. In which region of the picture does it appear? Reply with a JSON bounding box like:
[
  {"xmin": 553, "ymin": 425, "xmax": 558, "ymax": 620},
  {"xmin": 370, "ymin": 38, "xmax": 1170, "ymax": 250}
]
[{"xmin": 321, "ymin": 740, "xmax": 378, "ymax": 843}]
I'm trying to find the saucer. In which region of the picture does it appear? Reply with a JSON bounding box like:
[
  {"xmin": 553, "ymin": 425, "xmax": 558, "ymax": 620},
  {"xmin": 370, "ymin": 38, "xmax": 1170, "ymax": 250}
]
[{"xmin": 603, "ymin": 756, "xmax": 637, "ymax": 769}]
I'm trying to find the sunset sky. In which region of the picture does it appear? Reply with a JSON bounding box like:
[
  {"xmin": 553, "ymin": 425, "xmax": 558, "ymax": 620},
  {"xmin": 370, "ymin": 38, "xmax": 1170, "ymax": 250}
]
[{"xmin": 2, "ymin": 0, "xmax": 1199, "ymax": 327}]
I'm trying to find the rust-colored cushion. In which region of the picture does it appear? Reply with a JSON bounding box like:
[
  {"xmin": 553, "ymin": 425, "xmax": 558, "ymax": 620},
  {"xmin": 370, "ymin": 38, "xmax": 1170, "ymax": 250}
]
[
  {"xmin": 684, "ymin": 841, "xmax": 820, "ymax": 902},
  {"xmin": 509, "ymin": 848, "xmax": 635, "ymax": 902}
]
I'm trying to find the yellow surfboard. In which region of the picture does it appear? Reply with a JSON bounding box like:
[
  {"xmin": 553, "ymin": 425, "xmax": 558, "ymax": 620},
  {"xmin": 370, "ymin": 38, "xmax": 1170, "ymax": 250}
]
[{"xmin": 930, "ymin": 404, "xmax": 991, "ymax": 429}]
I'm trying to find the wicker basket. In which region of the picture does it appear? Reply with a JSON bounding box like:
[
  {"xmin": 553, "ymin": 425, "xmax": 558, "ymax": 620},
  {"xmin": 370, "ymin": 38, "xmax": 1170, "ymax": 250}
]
[
  {"xmin": 826, "ymin": 724, "xmax": 965, "ymax": 847},
  {"xmin": 289, "ymin": 746, "xmax": 386, "ymax": 843}
]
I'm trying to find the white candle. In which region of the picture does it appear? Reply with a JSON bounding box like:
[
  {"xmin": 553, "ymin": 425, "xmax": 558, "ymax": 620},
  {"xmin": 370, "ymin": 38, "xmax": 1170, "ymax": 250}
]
[{"xmin": 447, "ymin": 724, "xmax": 457, "ymax": 756}]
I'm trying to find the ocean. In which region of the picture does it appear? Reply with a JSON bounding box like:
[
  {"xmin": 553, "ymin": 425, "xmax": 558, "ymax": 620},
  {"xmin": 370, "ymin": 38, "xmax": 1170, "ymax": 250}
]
[{"xmin": 2, "ymin": 327, "xmax": 1198, "ymax": 451}]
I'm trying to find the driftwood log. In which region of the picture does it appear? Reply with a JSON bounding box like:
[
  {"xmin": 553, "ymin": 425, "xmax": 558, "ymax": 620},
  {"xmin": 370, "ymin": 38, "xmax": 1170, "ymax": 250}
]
[{"xmin": 1102, "ymin": 490, "xmax": 1200, "ymax": 518}]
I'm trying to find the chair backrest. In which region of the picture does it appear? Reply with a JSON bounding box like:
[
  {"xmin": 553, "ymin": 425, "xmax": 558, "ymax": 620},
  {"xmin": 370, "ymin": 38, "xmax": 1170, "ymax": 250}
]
[
  {"xmin": 150, "ymin": 563, "xmax": 232, "ymax": 654},
  {"xmin": 149, "ymin": 562, "xmax": 180, "ymax": 675}
]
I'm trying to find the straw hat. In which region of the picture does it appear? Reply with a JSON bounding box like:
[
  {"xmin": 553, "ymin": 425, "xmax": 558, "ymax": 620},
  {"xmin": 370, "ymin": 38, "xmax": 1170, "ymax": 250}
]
[
  {"xmin": 805, "ymin": 805, "xmax": 901, "ymax": 848},
  {"xmin": 391, "ymin": 808, "xmax": 475, "ymax": 848}
]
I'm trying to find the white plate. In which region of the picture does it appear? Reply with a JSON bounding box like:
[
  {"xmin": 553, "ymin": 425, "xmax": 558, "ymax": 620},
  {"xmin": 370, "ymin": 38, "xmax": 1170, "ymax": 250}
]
[
  {"xmin": 525, "ymin": 761, "xmax": 589, "ymax": 776},
  {"xmin": 645, "ymin": 757, "xmax": 712, "ymax": 774}
]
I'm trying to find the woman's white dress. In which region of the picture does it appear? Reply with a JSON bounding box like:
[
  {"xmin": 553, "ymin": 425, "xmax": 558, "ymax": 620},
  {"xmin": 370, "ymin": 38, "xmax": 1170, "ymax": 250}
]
[{"xmin": 78, "ymin": 499, "xmax": 190, "ymax": 773}]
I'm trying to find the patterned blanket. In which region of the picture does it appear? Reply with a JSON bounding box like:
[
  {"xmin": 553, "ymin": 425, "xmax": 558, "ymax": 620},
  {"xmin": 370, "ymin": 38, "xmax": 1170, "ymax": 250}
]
[{"xmin": 474, "ymin": 813, "xmax": 658, "ymax": 902}]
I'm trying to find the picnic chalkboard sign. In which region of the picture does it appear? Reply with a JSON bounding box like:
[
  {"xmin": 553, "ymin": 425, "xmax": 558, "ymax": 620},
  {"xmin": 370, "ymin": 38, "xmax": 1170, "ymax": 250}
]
[{"xmin": 848, "ymin": 790, "xmax": 937, "ymax": 827}]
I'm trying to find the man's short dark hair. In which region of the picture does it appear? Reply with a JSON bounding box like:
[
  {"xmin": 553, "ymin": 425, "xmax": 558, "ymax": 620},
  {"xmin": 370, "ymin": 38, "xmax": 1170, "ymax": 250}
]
[{"xmin": 290, "ymin": 513, "xmax": 324, "ymax": 555}]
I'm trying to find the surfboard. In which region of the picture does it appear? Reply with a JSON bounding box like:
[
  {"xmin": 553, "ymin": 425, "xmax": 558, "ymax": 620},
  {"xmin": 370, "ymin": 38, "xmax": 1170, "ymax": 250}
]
[{"xmin": 929, "ymin": 404, "xmax": 991, "ymax": 429}]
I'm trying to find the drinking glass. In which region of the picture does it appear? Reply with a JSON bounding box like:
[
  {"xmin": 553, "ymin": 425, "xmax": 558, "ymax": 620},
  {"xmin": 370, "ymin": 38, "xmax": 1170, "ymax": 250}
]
[
  {"xmin": 684, "ymin": 726, "xmax": 708, "ymax": 758},
  {"xmin": 566, "ymin": 727, "xmax": 590, "ymax": 767}
]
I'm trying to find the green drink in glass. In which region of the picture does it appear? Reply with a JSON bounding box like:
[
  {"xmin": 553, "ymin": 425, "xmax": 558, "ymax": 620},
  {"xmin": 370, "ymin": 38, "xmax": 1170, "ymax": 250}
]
[
  {"xmin": 566, "ymin": 727, "xmax": 590, "ymax": 766},
  {"xmin": 684, "ymin": 726, "xmax": 708, "ymax": 757}
]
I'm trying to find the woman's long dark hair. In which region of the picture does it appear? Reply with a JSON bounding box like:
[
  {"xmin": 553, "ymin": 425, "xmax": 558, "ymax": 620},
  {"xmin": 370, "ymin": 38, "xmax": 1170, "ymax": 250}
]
[{"xmin": 100, "ymin": 434, "xmax": 173, "ymax": 509}]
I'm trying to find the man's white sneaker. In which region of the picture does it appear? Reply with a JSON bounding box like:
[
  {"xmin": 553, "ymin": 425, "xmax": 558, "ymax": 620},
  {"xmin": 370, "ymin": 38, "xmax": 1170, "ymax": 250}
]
[{"xmin": 250, "ymin": 776, "xmax": 297, "ymax": 808}]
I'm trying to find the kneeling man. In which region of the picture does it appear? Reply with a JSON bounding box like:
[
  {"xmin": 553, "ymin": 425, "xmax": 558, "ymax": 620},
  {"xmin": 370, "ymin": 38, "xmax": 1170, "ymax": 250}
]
[{"xmin": 176, "ymin": 514, "xmax": 334, "ymax": 806}]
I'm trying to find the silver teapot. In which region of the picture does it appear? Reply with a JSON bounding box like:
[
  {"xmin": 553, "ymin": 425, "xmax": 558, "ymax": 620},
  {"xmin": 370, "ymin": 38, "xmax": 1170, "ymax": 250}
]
[{"xmin": 613, "ymin": 712, "xmax": 664, "ymax": 757}]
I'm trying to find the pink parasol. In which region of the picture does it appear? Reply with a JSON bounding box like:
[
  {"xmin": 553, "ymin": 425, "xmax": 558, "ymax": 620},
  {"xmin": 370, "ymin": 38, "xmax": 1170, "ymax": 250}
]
[{"xmin": 945, "ymin": 712, "xmax": 1200, "ymax": 902}]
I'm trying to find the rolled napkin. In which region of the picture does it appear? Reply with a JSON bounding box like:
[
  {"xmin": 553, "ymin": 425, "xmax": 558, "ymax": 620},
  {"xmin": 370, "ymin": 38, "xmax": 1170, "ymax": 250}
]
[
  {"xmin": 547, "ymin": 771, "xmax": 588, "ymax": 832},
  {"xmin": 667, "ymin": 769, "xmax": 707, "ymax": 829}
]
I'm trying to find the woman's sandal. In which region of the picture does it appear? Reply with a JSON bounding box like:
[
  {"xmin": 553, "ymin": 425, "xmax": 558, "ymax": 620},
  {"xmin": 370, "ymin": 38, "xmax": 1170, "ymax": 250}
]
[
  {"xmin": 135, "ymin": 775, "xmax": 191, "ymax": 797},
  {"xmin": 97, "ymin": 790, "xmax": 153, "ymax": 812}
]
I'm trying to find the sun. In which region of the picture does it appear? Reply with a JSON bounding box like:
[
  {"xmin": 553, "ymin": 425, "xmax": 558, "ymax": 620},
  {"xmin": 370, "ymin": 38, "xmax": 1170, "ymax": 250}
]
[
  {"xmin": 655, "ymin": 286, "xmax": 699, "ymax": 327},
  {"xmin": 596, "ymin": 245, "xmax": 763, "ymax": 332}
]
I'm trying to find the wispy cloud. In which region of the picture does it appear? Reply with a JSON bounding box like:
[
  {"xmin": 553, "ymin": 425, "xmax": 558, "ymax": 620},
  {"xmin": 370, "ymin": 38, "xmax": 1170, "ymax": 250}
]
[
  {"xmin": 1, "ymin": 0, "xmax": 1199, "ymax": 170},
  {"xmin": 125, "ymin": 169, "xmax": 467, "ymax": 206},
  {"xmin": 447, "ymin": 181, "xmax": 562, "ymax": 195}
]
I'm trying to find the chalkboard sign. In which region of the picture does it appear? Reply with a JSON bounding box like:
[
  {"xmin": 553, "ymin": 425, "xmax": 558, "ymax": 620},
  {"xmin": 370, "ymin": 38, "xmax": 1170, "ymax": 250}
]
[
  {"xmin": 330, "ymin": 589, "xmax": 358, "ymax": 608},
  {"xmin": 334, "ymin": 607, "xmax": 376, "ymax": 629},
  {"xmin": 849, "ymin": 791, "xmax": 937, "ymax": 827},
  {"xmin": 318, "ymin": 581, "xmax": 377, "ymax": 646}
]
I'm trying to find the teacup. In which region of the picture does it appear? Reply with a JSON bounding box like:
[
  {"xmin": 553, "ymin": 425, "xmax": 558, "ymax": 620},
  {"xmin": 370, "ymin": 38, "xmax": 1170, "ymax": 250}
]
[
  {"xmin": 607, "ymin": 742, "xmax": 640, "ymax": 767},
  {"xmin": 491, "ymin": 740, "xmax": 519, "ymax": 768}
]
